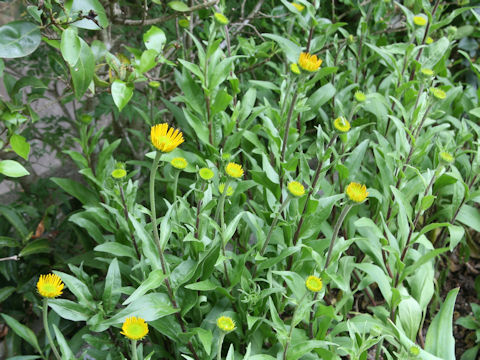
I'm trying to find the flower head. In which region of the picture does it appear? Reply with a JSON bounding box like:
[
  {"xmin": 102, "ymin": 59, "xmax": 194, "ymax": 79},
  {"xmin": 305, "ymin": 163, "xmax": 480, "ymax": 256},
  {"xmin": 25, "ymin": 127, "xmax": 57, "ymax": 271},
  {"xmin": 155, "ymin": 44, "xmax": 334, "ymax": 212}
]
[
  {"xmin": 354, "ymin": 91, "xmax": 366, "ymax": 102},
  {"xmin": 426, "ymin": 36, "xmax": 434, "ymax": 45},
  {"xmin": 121, "ymin": 316, "xmax": 149, "ymax": 340},
  {"xmin": 151, "ymin": 123, "xmax": 184, "ymax": 152},
  {"xmin": 37, "ymin": 274, "xmax": 64, "ymax": 298},
  {"xmin": 430, "ymin": 87, "xmax": 446, "ymax": 100},
  {"xmin": 298, "ymin": 52, "xmax": 322, "ymax": 72},
  {"xmin": 291, "ymin": 2, "xmax": 305, "ymax": 11},
  {"xmin": 346, "ymin": 182, "xmax": 368, "ymax": 203},
  {"xmin": 287, "ymin": 181, "xmax": 305, "ymax": 197},
  {"xmin": 439, "ymin": 151, "xmax": 454, "ymax": 163},
  {"xmin": 413, "ymin": 15, "xmax": 427, "ymax": 26},
  {"xmin": 226, "ymin": 162, "xmax": 244, "ymax": 178},
  {"xmin": 305, "ymin": 275, "xmax": 323, "ymax": 292},
  {"xmin": 290, "ymin": 63, "xmax": 301, "ymax": 75},
  {"xmin": 219, "ymin": 183, "xmax": 234, "ymax": 196},
  {"xmin": 420, "ymin": 68, "xmax": 434, "ymax": 77},
  {"xmin": 217, "ymin": 316, "xmax": 236, "ymax": 332},
  {"xmin": 199, "ymin": 167, "xmax": 214, "ymax": 181},
  {"xmin": 111, "ymin": 168, "xmax": 127, "ymax": 179},
  {"xmin": 333, "ymin": 117, "xmax": 351, "ymax": 132},
  {"xmin": 214, "ymin": 13, "xmax": 229, "ymax": 25},
  {"xmin": 171, "ymin": 157, "xmax": 188, "ymax": 170}
]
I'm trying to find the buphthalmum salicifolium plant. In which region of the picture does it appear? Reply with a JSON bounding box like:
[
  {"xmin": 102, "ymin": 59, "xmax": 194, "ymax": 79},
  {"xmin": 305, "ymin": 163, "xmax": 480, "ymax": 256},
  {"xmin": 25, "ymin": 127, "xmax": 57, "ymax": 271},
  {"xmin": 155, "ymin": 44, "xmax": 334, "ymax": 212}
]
[{"xmin": 1, "ymin": 0, "xmax": 480, "ymax": 359}]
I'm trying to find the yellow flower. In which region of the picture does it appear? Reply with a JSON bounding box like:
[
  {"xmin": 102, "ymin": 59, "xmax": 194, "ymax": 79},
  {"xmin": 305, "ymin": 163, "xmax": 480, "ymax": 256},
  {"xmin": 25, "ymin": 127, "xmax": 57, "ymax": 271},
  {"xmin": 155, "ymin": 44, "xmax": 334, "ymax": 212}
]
[
  {"xmin": 346, "ymin": 182, "xmax": 368, "ymax": 203},
  {"xmin": 290, "ymin": 63, "xmax": 300, "ymax": 75},
  {"xmin": 219, "ymin": 183, "xmax": 234, "ymax": 196},
  {"xmin": 439, "ymin": 151, "xmax": 454, "ymax": 163},
  {"xmin": 199, "ymin": 167, "xmax": 214, "ymax": 180},
  {"xmin": 430, "ymin": 87, "xmax": 446, "ymax": 100},
  {"xmin": 225, "ymin": 162, "xmax": 244, "ymax": 178},
  {"xmin": 151, "ymin": 123, "xmax": 184, "ymax": 152},
  {"xmin": 305, "ymin": 275, "xmax": 323, "ymax": 292},
  {"xmin": 121, "ymin": 316, "xmax": 149, "ymax": 340},
  {"xmin": 420, "ymin": 68, "xmax": 434, "ymax": 77},
  {"xmin": 426, "ymin": 36, "xmax": 434, "ymax": 45},
  {"xmin": 291, "ymin": 2, "xmax": 305, "ymax": 11},
  {"xmin": 298, "ymin": 52, "xmax": 322, "ymax": 72},
  {"xmin": 214, "ymin": 13, "xmax": 229, "ymax": 25},
  {"xmin": 413, "ymin": 15, "xmax": 427, "ymax": 26},
  {"xmin": 111, "ymin": 168, "xmax": 127, "ymax": 179},
  {"xmin": 37, "ymin": 274, "xmax": 64, "ymax": 298},
  {"xmin": 333, "ymin": 117, "xmax": 351, "ymax": 132},
  {"xmin": 217, "ymin": 316, "xmax": 236, "ymax": 332},
  {"xmin": 287, "ymin": 181, "xmax": 305, "ymax": 197},
  {"xmin": 171, "ymin": 157, "xmax": 188, "ymax": 169},
  {"xmin": 354, "ymin": 91, "xmax": 366, "ymax": 102}
]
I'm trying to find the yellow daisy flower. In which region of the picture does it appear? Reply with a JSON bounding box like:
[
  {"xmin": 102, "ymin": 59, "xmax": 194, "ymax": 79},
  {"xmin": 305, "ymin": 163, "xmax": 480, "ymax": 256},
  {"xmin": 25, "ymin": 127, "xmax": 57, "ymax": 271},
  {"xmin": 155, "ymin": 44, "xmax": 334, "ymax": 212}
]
[
  {"xmin": 217, "ymin": 316, "xmax": 236, "ymax": 332},
  {"xmin": 111, "ymin": 168, "xmax": 127, "ymax": 179},
  {"xmin": 333, "ymin": 117, "xmax": 351, "ymax": 132},
  {"xmin": 171, "ymin": 157, "xmax": 188, "ymax": 170},
  {"xmin": 291, "ymin": 2, "xmax": 305, "ymax": 11},
  {"xmin": 37, "ymin": 274, "xmax": 64, "ymax": 298},
  {"xmin": 287, "ymin": 181, "xmax": 305, "ymax": 197},
  {"xmin": 121, "ymin": 316, "xmax": 149, "ymax": 340},
  {"xmin": 439, "ymin": 151, "xmax": 454, "ymax": 163},
  {"xmin": 430, "ymin": 87, "xmax": 446, "ymax": 100},
  {"xmin": 219, "ymin": 183, "xmax": 234, "ymax": 196},
  {"xmin": 151, "ymin": 123, "xmax": 184, "ymax": 152},
  {"xmin": 305, "ymin": 275, "xmax": 323, "ymax": 292},
  {"xmin": 199, "ymin": 167, "xmax": 214, "ymax": 180},
  {"xmin": 346, "ymin": 182, "xmax": 368, "ymax": 203},
  {"xmin": 413, "ymin": 15, "xmax": 427, "ymax": 26},
  {"xmin": 298, "ymin": 52, "xmax": 323, "ymax": 72},
  {"xmin": 420, "ymin": 68, "xmax": 434, "ymax": 77},
  {"xmin": 225, "ymin": 162, "xmax": 244, "ymax": 178}
]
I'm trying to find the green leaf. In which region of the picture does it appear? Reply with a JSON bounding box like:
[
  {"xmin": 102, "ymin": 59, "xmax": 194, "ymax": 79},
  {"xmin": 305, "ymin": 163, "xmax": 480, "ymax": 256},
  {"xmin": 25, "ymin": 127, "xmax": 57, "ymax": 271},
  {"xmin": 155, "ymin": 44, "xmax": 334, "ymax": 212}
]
[
  {"xmin": 211, "ymin": 89, "xmax": 233, "ymax": 116},
  {"xmin": 0, "ymin": 205, "xmax": 29, "ymax": 238},
  {"xmin": 48, "ymin": 299, "xmax": 91, "ymax": 321},
  {"xmin": 0, "ymin": 160, "xmax": 29, "ymax": 178},
  {"xmin": 10, "ymin": 134, "xmax": 30, "ymax": 160},
  {"xmin": 69, "ymin": 38, "xmax": 94, "ymax": 99},
  {"xmin": 111, "ymin": 79, "xmax": 134, "ymax": 111},
  {"xmin": 103, "ymin": 258, "xmax": 121, "ymax": 313},
  {"xmin": 61, "ymin": 27, "xmax": 81, "ymax": 66},
  {"xmin": 143, "ymin": 26, "xmax": 166, "ymax": 52},
  {"xmin": 307, "ymin": 83, "xmax": 336, "ymax": 113},
  {"xmin": 457, "ymin": 204, "xmax": 480, "ymax": 232},
  {"xmin": 0, "ymin": 286, "xmax": 16, "ymax": 303},
  {"xmin": 195, "ymin": 327, "xmax": 212, "ymax": 355},
  {"xmin": 0, "ymin": 21, "xmax": 41, "ymax": 58},
  {"xmin": 53, "ymin": 270, "xmax": 95, "ymax": 309},
  {"xmin": 51, "ymin": 178, "xmax": 98, "ymax": 205},
  {"xmin": 262, "ymin": 33, "xmax": 301, "ymax": 63},
  {"xmin": 69, "ymin": 0, "xmax": 109, "ymax": 30},
  {"xmin": 123, "ymin": 269, "xmax": 167, "ymax": 305},
  {"xmin": 94, "ymin": 242, "xmax": 136, "ymax": 258},
  {"xmin": 184, "ymin": 279, "xmax": 217, "ymax": 291},
  {"xmin": 19, "ymin": 239, "xmax": 50, "ymax": 257},
  {"xmin": 398, "ymin": 296, "xmax": 422, "ymax": 341},
  {"xmin": 400, "ymin": 248, "xmax": 449, "ymax": 283},
  {"xmin": 421, "ymin": 195, "xmax": 436, "ymax": 211},
  {"xmin": 52, "ymin": 324, "xmax": 75, "ymax": 360},
  {"xmin": 425, "ymin": 288, "xmax": 459, "ymax": 359},
  {"xmin": 356, "ymin": 263, "xmax": 392, "ymax": 304},
  {"xmin": 168, "ymin": 1, "xmax": 190, "ymax": 12},
  {"xmin": 139, "ymin": 49, "xmax": 158, "ymax": 73},
  {"xmin": 1, "ymin": 313, "xmax": 42, "ymax": 354}
]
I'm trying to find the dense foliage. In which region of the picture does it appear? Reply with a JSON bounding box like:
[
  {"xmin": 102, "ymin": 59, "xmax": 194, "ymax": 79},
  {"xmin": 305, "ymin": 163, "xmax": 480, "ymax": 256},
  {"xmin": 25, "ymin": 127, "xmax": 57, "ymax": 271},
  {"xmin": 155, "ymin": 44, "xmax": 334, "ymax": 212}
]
[{"xmin": 1, "ymin": 0, "xmax": 480, "ymax": 359}]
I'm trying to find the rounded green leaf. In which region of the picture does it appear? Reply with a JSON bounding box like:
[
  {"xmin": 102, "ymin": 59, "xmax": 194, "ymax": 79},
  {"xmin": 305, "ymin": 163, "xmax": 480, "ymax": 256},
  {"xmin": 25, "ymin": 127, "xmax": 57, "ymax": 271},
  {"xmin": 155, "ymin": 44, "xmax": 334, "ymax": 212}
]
[
  {"xmin": 111, "ymin": 80, "xmax": 134, "ymax": 111},
  {"xmin": 61, "ymin": 27, "xmax": 81, "ymax": 66},
  {"xmin": 0, "ymin": 160, "xmax": 29, "ymax": 178},
  {"xmin": 143, "ymin": 26, "xmax": 166, "ymax": 53},
  {"xmin": 0, "ymin": 21, "xmax": 41, "ymax": 59},
  {"xmin": 10, "ymin": 134, "xmax": 30, "ymax": 160},
  {"xmin": 168, "ymin": 1, "xmax": 190, "ymax": 12}
]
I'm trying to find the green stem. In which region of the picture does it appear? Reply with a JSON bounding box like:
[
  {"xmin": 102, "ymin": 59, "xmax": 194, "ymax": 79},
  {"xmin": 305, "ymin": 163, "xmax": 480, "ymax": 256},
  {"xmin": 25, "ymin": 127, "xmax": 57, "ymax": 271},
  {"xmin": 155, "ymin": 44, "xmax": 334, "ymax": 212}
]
[
  {"xmin": 131, "ymin": 339, "xmax": 138, "ymax": 360},
  {"xmin": 217, "ymin": 178, "xmax": 232, "ymax": 285},
  {"xmin": 324, "ymin": 203, "xmax": 353, "ymax": 270},
  {"xmin": 173, "ymin": 170, "xmax": 180, "ymax": 228},
  {"xmin": 217, "ymin": 333, "xmax": 226, "ymax": 360},
  {"xmin": 215, "ymin": 178, "xmax": 231, "ymax": 226},
  {"xmin": 260, "ymin": 196, "xmax": 291, "ymax": 255},
  {"xmin": 43, "ymin": 299, "xmax": 61, "ymax": 360}
]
